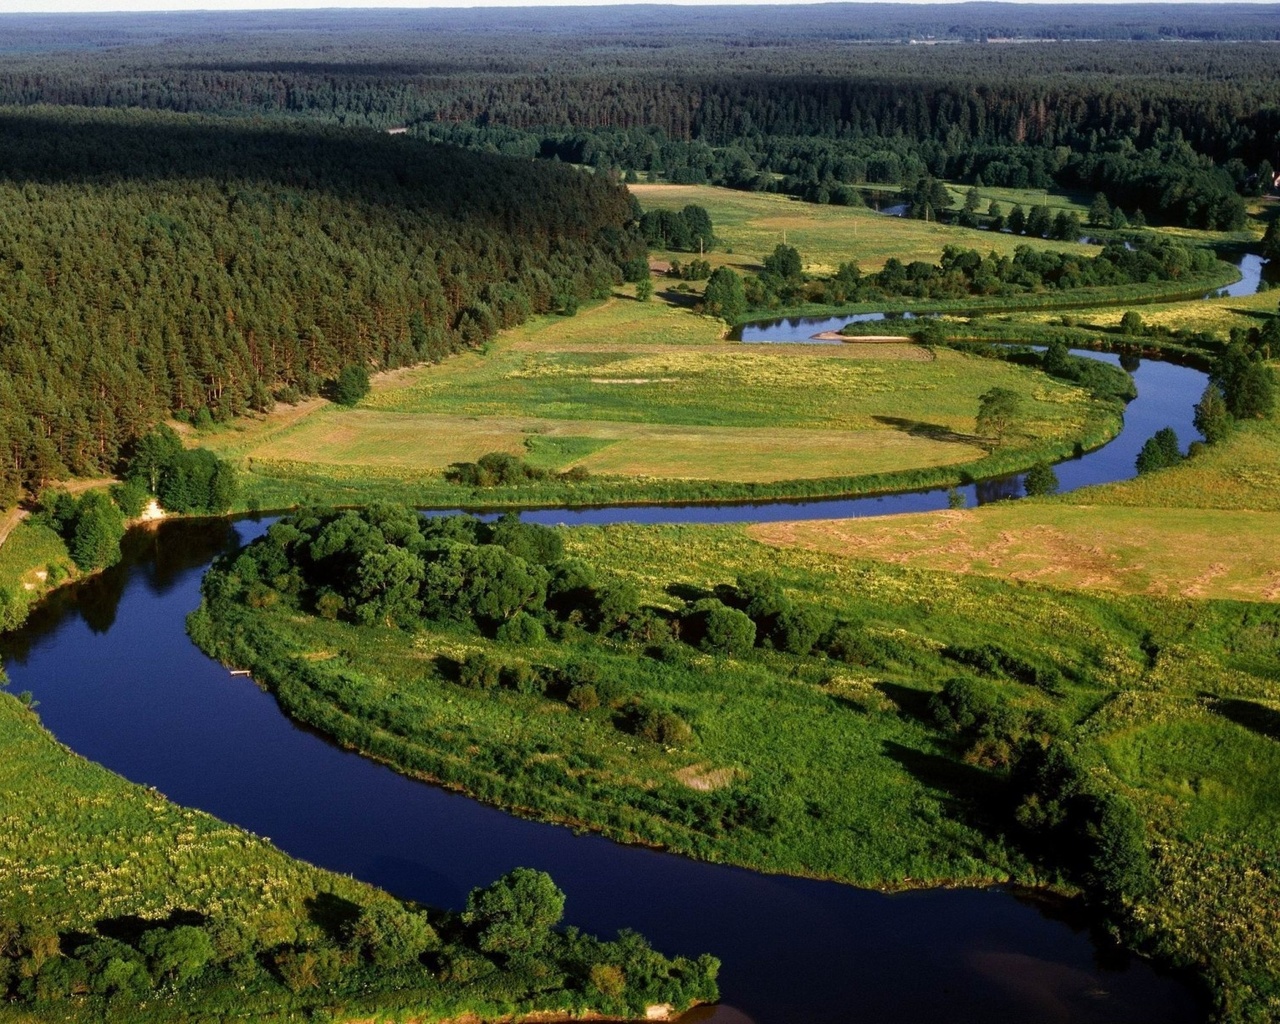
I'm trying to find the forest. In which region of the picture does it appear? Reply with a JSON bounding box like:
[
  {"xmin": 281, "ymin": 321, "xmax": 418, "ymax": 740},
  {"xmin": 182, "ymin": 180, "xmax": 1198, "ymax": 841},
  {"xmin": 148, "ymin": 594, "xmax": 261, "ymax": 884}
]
[
  {"xmin": 0, "ymin": 8, "xmax": 1274, "ymax": 508},
  {"xmin": 0, "ymin": 107, "xmax": 644, "ymax": 505}
]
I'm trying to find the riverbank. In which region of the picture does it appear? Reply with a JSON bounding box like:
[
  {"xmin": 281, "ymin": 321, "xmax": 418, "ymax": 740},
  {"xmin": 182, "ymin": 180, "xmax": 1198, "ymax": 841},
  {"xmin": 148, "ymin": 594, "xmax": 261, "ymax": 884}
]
[
  {"xmin": 186, "ymin": 511, "xmax": 1280, "ymax": 1019},
  {"xmin": 0, "ymin": 691, "xmax": 718, "ymax": 1022}
]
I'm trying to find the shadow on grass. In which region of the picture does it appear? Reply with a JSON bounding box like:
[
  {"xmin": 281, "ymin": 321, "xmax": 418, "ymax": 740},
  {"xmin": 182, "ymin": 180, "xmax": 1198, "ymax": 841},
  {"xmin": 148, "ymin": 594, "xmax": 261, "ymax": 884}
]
[
  {"xmin": 1207, "ymin": 696, "xmax": 1280, "ymax": 742},
  {"xmin": 881, "ymin": 739, "xmax": 1008, "ymax": 824},
  {"xmin": 306, "ymin": 891, "xmax": 363, "ymax": 944},
  {"xmin": 871, "ymin": 415, "xmax": 980, "ymax": 446},
  {"xmin": 875, "ymin": 680, "xmax": 935, "ymax": 724}
]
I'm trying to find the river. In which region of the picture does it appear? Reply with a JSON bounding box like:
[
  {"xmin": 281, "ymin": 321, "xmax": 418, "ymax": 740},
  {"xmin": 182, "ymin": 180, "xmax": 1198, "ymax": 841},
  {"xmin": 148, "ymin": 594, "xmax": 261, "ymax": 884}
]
[{"xmin": 1, "ymin": 336, "xmax": 1210, "ymax": 1023}]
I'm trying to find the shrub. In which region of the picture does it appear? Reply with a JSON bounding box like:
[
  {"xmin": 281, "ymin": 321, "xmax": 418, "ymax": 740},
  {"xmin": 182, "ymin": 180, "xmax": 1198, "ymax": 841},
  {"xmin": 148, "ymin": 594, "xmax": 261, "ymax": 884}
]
[
  {"xmin": 567, "ymin": 683, "xmax": 600, "ymax": 712},
  {"xmin": 457, "ymin": 651, "xmax": 502, "ymax": 690},
  {"xmin": 1022, "ymin": 461, "xmax": 1059, "ymax": 497},
  {"xmin": 628, "ymin": 703, "xmax": 694, "ymax": 747},
  {"xmin": 139, "ymin": 926, "xmax": 215, "ymax": 986},
  {"xmin": 464, "ymin": 868, "xmax": 565, "ymax": 955},
  {"xmin": 351, "ymin": 903, "xmax": 439, "ymax": 968},
  {"xmin": 496, "ymin": 612, "xmax": 546, "ymax": 646},
  {"xmin": 686, "ymin": 599, "xmax": 756, "ymax": 657},
  {"xmin": 768, "ymin": 606, "xmax": 831, "ymax": 656},
  {"xmin": 929, "ymin": 677, "xmax": 999, "ymax": 734},
  {"xmin": 331, "ymin": 364, "xmax": 371, "ymax": 406}
]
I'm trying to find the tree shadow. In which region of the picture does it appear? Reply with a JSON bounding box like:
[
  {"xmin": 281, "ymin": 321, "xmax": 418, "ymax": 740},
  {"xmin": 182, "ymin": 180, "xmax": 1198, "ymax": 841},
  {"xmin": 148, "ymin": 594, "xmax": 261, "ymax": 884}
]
[
  {"xmin": 871, "ymin": 415, "xmax": 979, "ymax": 446},
  {"xmin": 665, "ymin": 582, "xmax": 711, "ymax": 604},
  {"xmin": 881, "ymin": 739, "xmax": 1007, "ymax": 823},
  {"xmin": 305, "ymin": 892, "xmax": 363, "ymax": 945},
  {"xmin": 874, "ymin": 681, "xmax": 935, "ymax": 724},
  {"xmin": 95, "ymin": 909, "xmax": 206, "ymax": 945},
  {"xmin": 1206, "ymin": 696, "xmax": 1280, "ymax": 742}
]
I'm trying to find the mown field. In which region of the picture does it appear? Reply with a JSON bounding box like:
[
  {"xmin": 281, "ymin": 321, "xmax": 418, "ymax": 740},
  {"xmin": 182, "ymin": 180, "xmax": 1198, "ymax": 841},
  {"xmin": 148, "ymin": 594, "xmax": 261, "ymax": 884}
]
[
  {"xmin": 191, "ymin": 517, "xmax": 1280, "ymax": 1021},
  {"xmin": 204, "ymin": 291, "xmax": 1121, "ymax": 509},
  {"xmin": 628, "ymin": 183, "xmax": 1104, "ymax": 275}
]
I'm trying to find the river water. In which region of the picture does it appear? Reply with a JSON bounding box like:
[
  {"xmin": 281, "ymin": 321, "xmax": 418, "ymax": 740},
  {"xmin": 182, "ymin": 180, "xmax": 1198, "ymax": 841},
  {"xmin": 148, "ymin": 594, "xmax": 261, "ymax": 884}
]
[{"xmin": 1, "ymin": 335, "xmax": 1211, "ymax": 1023}]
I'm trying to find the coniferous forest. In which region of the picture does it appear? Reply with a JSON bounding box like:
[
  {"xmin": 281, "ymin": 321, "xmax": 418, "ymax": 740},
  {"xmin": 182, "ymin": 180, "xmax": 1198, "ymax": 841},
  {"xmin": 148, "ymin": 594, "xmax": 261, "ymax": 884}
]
[{"xmin": 0, "ymin": 5, "xmax": 1277, "ymax": 506}]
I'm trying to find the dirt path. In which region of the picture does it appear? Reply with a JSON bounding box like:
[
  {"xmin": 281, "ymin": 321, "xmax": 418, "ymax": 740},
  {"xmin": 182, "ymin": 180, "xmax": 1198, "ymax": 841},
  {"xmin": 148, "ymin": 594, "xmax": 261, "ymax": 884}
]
[{"xmin": 0, "ymin": 507, "xmax": 28, "ymax": 550}]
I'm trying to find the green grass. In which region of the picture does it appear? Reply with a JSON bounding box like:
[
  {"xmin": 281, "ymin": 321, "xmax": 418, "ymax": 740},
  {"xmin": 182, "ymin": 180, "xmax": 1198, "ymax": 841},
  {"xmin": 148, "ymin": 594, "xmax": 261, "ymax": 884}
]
[
  {"xmin": 630, "ymin": 183, "xmax": 1104, "ymax": 275},
  {"xmin": 191, "ymin": 518, "xmax": 1280, "ymax": 1020},
  {"xmin": 0, "ymin": 521, "xmax": 75, "ymax": 631},
  {"xmin": 204, "ymin": 295, "xmax": 1122, "ymax": 510}
]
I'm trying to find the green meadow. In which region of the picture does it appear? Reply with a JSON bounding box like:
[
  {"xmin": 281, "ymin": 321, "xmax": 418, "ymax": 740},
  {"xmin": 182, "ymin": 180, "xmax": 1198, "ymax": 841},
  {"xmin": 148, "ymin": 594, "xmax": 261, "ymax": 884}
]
[{"xmin": 191, "ymin": 514, "xmax": 1280, "ymax": 1021}]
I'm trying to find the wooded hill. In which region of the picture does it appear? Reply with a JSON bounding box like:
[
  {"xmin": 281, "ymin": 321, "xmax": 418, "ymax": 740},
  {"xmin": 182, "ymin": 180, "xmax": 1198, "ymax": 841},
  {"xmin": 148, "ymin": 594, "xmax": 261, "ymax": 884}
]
[{"xmin": 0, "ymin": 107, "xmax": 644, "ymax": 505}]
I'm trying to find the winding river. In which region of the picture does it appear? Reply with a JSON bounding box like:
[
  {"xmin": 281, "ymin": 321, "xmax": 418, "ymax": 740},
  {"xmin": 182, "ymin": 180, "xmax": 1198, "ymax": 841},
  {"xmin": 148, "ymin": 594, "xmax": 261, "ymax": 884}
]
[{"xmin": 2, "ymin": 334, "xmax": 1212, "ymax": 1023}]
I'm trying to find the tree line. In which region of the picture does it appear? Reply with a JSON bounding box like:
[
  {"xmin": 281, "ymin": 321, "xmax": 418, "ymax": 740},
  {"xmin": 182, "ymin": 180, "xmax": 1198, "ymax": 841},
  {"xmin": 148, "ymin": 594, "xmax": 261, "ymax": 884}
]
[{"xmin": 0, "ymin": 107, "xmax": 645, "ymax": 507}]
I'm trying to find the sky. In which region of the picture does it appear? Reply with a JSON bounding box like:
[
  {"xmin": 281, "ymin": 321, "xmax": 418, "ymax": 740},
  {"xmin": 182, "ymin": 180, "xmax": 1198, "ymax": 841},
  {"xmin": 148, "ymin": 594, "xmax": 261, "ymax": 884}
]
[{"xmin": 1, "ymin": 0, "xmax": 1270, "ymax": 11}]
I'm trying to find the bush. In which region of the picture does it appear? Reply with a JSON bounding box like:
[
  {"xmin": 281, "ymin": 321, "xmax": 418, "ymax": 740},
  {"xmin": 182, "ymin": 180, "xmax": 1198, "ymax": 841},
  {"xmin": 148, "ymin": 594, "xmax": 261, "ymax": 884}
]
[
  {"xmin": 464, "ymin": 868, "xmax": 565, "ymax": 955},
  {"xmin": 929, "ymin": 677, "xmax": 999, "ymax": 734},
  {"xmin": 331, "ymin": 364, "xmax": 371, "ymax": 406},
  {"xmin": 567, "ymin": 683, "xmax": 600, "ymax": 712},
  {"xmin": 768, "ymin": 606, "xmax": 831, "ymax": 656},
  {"xmin": 1022, "ymin": 461, "xmax": 1059, "ymax": 497},
  {"xmin": 690, "ymin": 599, "xmax": 756, "ymax": 657},
  {"xmin": 628, "ymin": 702, "xmax": 694, "ymax": 747},
  {"xmin": 457, "ymin": 651, "xmax": 503, "ymax": 689},
  {"xmin": 1135, "ymin": 427, "xmax": 1182, "ymax": 474},
  {"xmin": 496, "ymin": 611, "xmax": 546, "ymax": 647}
]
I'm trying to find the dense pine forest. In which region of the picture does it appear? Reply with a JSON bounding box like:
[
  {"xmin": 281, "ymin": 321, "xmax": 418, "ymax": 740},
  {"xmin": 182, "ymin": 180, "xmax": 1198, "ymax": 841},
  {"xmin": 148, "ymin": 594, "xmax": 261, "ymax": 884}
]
[{"xmin": 0, "ymin": 108, "xmax": 644, "ymax": 504}]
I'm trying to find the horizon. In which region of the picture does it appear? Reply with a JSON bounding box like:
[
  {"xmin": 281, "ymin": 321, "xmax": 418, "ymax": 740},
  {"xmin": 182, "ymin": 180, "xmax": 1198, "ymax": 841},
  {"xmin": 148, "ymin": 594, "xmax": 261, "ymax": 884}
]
[{"xmin": 2, "ymin": 0, "xmax": 1277, "ymax": 13}]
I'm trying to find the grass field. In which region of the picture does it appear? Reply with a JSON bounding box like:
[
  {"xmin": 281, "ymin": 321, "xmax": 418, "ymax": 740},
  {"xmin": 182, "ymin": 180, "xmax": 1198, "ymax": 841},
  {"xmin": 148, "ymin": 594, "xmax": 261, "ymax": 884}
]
[
  {"xmin": 629, "ymin": 183, "xmax": 1103, "ymax": 276},
  {"xmin": 0, "ymin": 521, "xmax": 75, "ymax": 630},
  {"xmin": 204, "ymin": 293, "xmax": 1118, "ymax": 507},
  {"xmin": 750, "ymin": 503, "xmax": 1280, "ymax": 602},
  {"xmin": 998, "ymin": 287, "xmax": 1278, "ymax": 341}
]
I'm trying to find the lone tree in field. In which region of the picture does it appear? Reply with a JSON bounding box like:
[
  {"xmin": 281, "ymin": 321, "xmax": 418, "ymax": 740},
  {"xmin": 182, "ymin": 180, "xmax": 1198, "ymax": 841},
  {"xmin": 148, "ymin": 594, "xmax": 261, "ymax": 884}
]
[
  {"xmin": 976, "ymin": 387, "xmax": 1023, "ymax": 443},
  {"xmin": 332, "ymin": 364, "xmax": 371, "ymax": 407},
  {"xmin": 701, "ymin": 266, "xmax": 747, "ymax": 323},
  {"xmin": 1193, "ymin": 383, "xmax": 1233, "ymax": 445}
]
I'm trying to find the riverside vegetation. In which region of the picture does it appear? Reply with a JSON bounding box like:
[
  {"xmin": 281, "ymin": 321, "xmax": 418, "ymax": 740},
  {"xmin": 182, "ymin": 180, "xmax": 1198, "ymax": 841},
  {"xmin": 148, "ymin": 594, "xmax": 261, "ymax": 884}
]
[
  {"xmin": 0, "ymin": 692, "xmax": 718, "ymax": 1020},
  {"xmin": 189, "ymin": 503, "xmax": 1280, "ymax": 1021}
]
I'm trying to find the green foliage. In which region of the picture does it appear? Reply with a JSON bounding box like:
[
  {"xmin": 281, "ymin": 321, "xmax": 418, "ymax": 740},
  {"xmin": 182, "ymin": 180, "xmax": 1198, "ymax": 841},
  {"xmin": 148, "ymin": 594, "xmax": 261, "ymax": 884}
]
[
  {"xmin": 464, "ymin": 868, "xmax": 565, "ymax": 955},
  {"xmin": 37, "ymin": 489, "xmax": 127, "ymax": 572},
  {"xmin": 1022, "ymin": 460, "xmax": 1059, "ymax": 497},
  {"xmin": 332, "ymin": 364, "xmax": 371, "ymax": 407},
  {"xmin": 1119, "ymin": 310, "xmax": 1145, "ymax": 336},
  {"xmin": 1213, "ymin": 341, "xmax": 1276, "ymax": 420},
  {"xmin": 126, "ymin": 427, "xmax": 238, "ymax": 514},
  {"xmin": 1193, "ymin": 383, "xmax": 1234, "ymax": 445},
  {"xmin": 976, "ymin": 387, "xmax": 1022, "ymax": 443},
  {"xmin": 1135, "ymin": 427, "xmax": 1183, "ymax": 474},
  {"xmin": 700, "ymin": 266, "xmax": 747, "ymax": 323},
  {"xmin": 140, "ymin": 925, "xmax": 215, "ymax": 986},
  {"xmin": 688, "ymin": 599, "xmax": 756, "ymax": 657},
  {"xmin": 640, "ymin": 204, "xmax": 715, "ymax": 252},
  {"xmin": 350, "ymin": 902, "xmax": 438, "ymax": 967}
]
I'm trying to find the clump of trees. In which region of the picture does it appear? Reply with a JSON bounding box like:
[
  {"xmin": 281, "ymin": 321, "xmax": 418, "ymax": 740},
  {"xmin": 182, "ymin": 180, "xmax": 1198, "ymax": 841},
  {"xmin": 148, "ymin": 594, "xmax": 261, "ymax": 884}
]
[
  {"xmin": 0, "ymin": 870, "xmax": 719, "ymax": 1016},
  {"xmin": 37, "ymin": 490, "xmax": 127, "ymax": 572},
  {"xmin": 1135, "ymin": 427, "xmax": 1183, "ymax": 475},
  {"xmin": 445, "ymin": 452, "xmax": 589, "ymax": 488},
  {"xmin": 639, "ymin": 204, "xmax": 715, "ymax": 253},
  {"xmin": 744, "ymin": 236, "xmax": 1218, "ymax": 313},
  {"xmin": 124, "ymin": 426, "xmax": 238, "ymax": 514}
]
